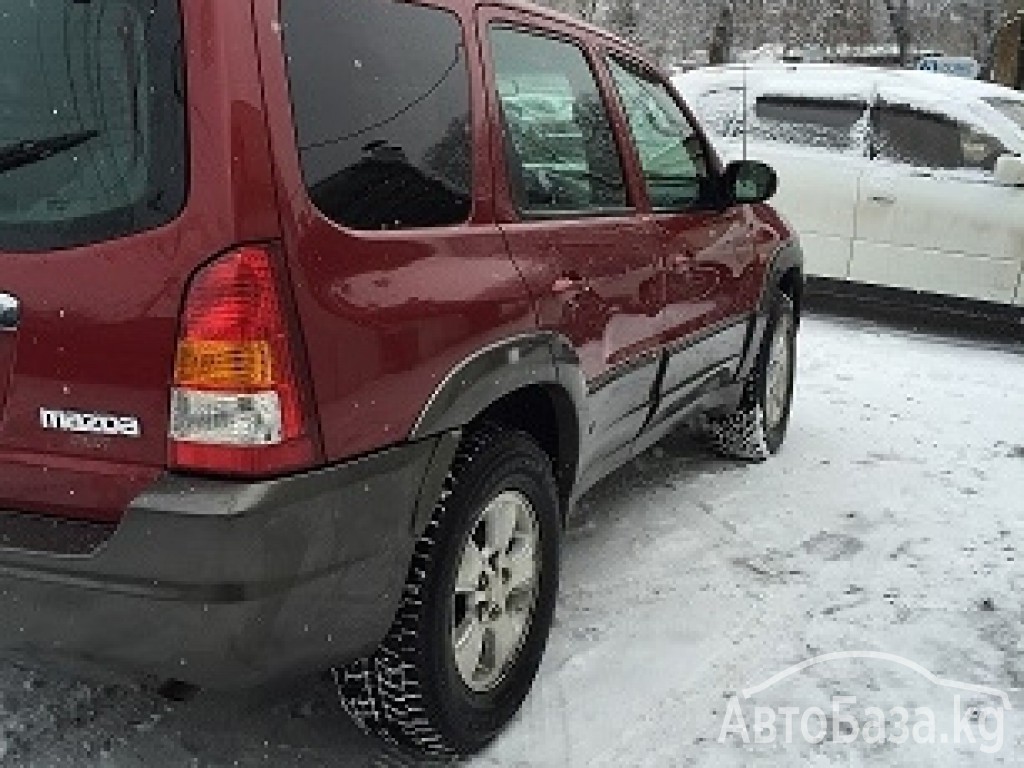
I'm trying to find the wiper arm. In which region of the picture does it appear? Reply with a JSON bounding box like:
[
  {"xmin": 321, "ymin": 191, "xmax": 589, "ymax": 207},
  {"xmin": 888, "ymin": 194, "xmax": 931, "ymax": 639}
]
[{"xmin": 0, "ymin": 130, "xmax": 99, "ymax": 174}]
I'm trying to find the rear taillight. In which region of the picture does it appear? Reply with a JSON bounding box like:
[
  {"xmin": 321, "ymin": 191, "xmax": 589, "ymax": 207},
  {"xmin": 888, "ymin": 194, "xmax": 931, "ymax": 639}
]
[{"xmin": 169, "ymin": 246, "xmax": 319, "ymax": 475}]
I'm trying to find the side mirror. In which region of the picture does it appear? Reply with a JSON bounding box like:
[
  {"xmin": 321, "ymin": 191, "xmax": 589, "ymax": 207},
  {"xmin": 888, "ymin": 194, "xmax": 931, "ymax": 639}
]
[
  {"xmin": 722, "ymin": 160, "xmax": 778, "ymax": 205},
  {"xmin": 994, "ymin": 154, "xmax": 1024, "ymax": 187}
]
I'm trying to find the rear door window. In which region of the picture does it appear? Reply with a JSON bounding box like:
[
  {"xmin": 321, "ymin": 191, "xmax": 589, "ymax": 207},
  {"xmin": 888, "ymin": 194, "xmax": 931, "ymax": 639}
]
[
  {"xmin": 488, "ymin": 26, "xmax": 629, "ymax": 215},
  {"xmin": 282, "ymin": 0, "xmax": 472, "ymax": 231},
  {"xmin": 873, "ymin": 104, "xmax": 1008, "ymax": 172},
  {"xmin": 0, "ymin": 0, "xmax": 187, "ymax": 252}
]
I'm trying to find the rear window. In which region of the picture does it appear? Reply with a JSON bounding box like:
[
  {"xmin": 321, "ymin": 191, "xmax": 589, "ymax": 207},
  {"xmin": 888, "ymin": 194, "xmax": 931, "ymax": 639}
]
[
  {"xmin": 873, "ymin": 103, "xmax": 1007, "ymax": 172},
  {"xmin": 0, "ymin": 0, "xmax": 187, "ymax": 253},
  {"xmin": 282, "ymin": 0, "xmax": 473, "ymax": 231}
]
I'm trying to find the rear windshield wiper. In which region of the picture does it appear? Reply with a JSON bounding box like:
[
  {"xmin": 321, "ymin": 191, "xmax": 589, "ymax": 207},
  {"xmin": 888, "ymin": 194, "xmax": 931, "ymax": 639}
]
[{"xmin": 0, "ymin": 130, "xmax": 99, "ymax": 174}]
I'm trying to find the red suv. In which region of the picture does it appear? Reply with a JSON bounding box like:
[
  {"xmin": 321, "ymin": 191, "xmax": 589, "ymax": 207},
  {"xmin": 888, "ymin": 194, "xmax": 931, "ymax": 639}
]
[{"xmin": 0, "ymin": 0, "xmax": 801, "ymax": 757}]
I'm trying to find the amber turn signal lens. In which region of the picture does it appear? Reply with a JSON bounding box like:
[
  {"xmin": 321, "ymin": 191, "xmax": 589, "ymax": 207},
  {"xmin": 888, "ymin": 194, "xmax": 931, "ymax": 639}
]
[{"xmin": 174, "ymin": 339, "xmax": 272, "ymax": 391}]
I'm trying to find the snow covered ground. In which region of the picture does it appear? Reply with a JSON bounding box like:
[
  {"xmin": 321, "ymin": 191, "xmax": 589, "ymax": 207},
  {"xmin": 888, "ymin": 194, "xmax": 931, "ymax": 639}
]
[{"xmin": 1, "ymin": 313, "xmax": 1022, "ymax": 767}]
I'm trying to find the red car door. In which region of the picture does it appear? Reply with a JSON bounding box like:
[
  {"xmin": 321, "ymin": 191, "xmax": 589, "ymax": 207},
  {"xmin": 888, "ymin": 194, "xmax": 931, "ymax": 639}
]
[
  {"xmin": 604, "ymin": 55, "xmax": 757, "ymax": 419},
  {"xmin": 478, "ymin": 9, "xmax": 664, "ymax": 478}
]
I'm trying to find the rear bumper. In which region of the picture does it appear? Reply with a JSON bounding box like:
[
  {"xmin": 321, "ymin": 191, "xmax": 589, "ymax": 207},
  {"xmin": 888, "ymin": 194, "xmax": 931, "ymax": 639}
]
[{"xmin": 0, "ymin": 438, "xmax": 443, "ymax": 688}]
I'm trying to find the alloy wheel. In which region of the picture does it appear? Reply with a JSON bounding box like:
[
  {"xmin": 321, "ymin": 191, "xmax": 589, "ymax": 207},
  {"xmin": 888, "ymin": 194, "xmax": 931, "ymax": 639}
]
[{"xmin": 450, "ymin": 490, "xmax": 540, "ymax": 693}]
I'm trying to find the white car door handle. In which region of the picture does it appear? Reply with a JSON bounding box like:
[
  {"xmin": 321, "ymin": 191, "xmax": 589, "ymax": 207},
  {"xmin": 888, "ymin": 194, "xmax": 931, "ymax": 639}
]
[{"xmin": 868, "ymin": 193, "xmax": 896, "ymax": 205}]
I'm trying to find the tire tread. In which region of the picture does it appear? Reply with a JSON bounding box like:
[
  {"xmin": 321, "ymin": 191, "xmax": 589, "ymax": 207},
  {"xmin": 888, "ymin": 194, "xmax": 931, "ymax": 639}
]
[
  {"xmin": 704, "ymin": 291, "xmax": 795, "ymax": 460},
  {"xmin": 336, "ymin": 424, "xmax": 512, "ymax": 757}
]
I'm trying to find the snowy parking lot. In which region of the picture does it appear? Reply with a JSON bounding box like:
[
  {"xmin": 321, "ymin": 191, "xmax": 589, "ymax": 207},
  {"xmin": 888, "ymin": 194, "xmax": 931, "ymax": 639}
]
[{"xmin": 1, "ymin": 312, "xmax": 1022, "ymax": 767}]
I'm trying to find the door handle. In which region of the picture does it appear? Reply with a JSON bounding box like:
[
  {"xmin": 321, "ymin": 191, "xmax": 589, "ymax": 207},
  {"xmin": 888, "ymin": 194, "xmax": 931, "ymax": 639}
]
[
  {"xmin": 552, "ymin": 274, "xmax": 585, "ymax": 294},
  {"xmin": 669, "ymin": 252, "xmax": 693, "ymax": 270},
  {"xmin": 868, "ymin": 193, "xmax": 896, "ymax": 205},
  {"xmin": 0, "ymin": 293, "xmax": 19, "ymax": 331}
]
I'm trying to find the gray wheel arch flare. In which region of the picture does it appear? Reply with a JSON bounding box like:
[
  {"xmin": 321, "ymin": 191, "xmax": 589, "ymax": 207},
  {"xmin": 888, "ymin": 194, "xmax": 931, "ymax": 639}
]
[
  {"xmin": 736, "ymin": 239, "xmax": 805, "ymax": 384},
  {"xmin": 407, "ymin": 332, "xmax": 587, "ymax": 533}
]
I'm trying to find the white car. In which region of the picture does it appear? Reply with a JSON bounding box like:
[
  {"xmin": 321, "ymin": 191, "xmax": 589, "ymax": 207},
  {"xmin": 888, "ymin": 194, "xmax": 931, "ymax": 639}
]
[{"xmin": 674, "ymin": 64, "xmax": 1024, "ymax": 316}]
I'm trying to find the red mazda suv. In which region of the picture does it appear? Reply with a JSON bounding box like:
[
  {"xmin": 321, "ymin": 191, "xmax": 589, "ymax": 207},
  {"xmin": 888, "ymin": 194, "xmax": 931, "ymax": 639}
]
[{"xmin": 0, "ymin": 0, "xmax": 802, "ymax": 756}]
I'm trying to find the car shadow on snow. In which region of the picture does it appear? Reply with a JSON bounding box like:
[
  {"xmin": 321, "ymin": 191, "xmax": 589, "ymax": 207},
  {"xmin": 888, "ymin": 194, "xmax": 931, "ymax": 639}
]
[
  {"xmin": 0, "ymin": 427, "xmax": 742, "ymax": 768},
  {"xmin": 0, "ymin": 662, "xmax": 401, "ymax": 767},
  {"xmin": 566, "ymin": 426, "xmax": 748, "ymax": 537}
]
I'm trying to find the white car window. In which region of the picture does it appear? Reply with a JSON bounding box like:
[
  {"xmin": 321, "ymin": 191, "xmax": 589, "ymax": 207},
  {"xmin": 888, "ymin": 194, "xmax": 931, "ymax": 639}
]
[
  {"xmin": 750, "ymin": 96, "xmax": 868, "ymax": 153},
  {"xmin": 873, "ymin": 103, "xmax": 1007, "ymax": 173},
  {"xmin": 692, "ymin": 89, "xmax": 870, "ymax": 154}
]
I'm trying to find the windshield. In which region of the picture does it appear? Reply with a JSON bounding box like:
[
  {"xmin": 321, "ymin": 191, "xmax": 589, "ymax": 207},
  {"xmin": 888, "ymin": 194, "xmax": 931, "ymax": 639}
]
[
  {"xmin": 985, "ymin": 98, "xmax": 1024, "ymax": 133},
  {"xmin": 0, "ymin": 0, "xmax": 186, "ymax": 252}
]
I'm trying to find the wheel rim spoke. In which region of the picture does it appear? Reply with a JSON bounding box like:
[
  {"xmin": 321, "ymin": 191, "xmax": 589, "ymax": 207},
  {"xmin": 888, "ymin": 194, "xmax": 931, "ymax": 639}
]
[
  {"xmin": 489, "ymin": 612, "xmax": 528, "ymax": 672},
  {"xmin": 484, "ymin": 495, "xmax": 519, "ymax": 553},
  {"xmin": 453, "ymin": 617, "xmax": 486, "ymax": 683},
  {"xmin": 455, "ymin": 540, "xmax": 486, "ymax": 595},
  {"xmin": 503, "ymin": 539, "xmax": 537, "ymax": 595}
]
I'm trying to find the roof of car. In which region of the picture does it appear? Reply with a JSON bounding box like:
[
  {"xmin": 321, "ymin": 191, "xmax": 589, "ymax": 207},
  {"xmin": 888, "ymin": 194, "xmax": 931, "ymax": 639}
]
[
  {"xmin": 676, "ymin": 63, "xmax": 1024, "ymax": 105},
  {"xmin": 449, "ymin": 0, "xmax": 646, "ymax": 53}
]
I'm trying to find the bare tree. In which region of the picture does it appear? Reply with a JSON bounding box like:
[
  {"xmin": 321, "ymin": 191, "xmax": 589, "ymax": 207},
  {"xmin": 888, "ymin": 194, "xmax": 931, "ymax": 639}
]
[
  {"xmin": 606, "ymin": 0, "xmax": 640, "ymax": 42},
  {"xmin": 534, "ymin": 0, "xmax": 996, "ymax": 69},
  {"xmin": 883, "ymin": 0, "xmax": 913, "ymax": 65},
  {"xmin": 992, "ymin": 2, "xmax": 1023, "ymax": 87},
  {"xmin": 708, "ymin": 5, "xmax": 734, "ymax": 64},
  {"xmin": 575, "ymin": 0, "xmax": 599, "ymax": 22}
]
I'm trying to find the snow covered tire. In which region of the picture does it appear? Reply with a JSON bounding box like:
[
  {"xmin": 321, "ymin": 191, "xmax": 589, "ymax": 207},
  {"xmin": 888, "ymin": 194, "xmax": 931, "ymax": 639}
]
[
  {"xmin": 706, "ymin": 291, "xmax": 796, "ymax": 460},
  {"xmin": 336, "ymin": 425, "xmax": 560, "ymax": 757}
]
